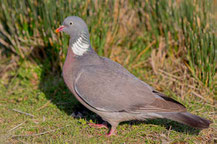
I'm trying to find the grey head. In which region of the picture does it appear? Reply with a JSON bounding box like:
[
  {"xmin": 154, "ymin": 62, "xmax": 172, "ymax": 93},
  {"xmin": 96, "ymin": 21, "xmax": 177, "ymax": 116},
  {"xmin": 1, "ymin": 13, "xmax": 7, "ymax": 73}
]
[{"xmin": 56, "ymin": 16, "xmax": 92, "ymax": 56}]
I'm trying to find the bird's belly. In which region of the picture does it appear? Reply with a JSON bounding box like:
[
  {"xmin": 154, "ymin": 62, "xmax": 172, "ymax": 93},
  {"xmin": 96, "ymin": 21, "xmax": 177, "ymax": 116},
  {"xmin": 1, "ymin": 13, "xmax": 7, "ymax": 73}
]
[{"xmin": 62, "ymin": 69, "xmax": 101, "ymax": 114}]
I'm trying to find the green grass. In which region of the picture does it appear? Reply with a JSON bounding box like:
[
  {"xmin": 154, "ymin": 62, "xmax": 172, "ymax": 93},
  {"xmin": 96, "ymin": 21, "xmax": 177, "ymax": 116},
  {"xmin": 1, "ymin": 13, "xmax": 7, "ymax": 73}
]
[{"xmin": 0, "ymin": 0, "xmax": 217, "ymax": 143}]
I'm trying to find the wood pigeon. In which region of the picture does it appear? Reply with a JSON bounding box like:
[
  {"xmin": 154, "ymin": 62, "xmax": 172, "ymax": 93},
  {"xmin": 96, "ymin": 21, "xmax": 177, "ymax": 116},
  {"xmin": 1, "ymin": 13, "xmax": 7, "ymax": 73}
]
[{"xmin": 55, "ymin": 16, "xmax": 211, "ymax": 136}]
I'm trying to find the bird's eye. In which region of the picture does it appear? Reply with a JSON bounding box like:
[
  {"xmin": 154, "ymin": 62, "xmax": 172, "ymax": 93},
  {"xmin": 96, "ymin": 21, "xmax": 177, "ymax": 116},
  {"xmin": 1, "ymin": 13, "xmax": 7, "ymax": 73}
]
[{"xmin": 70, "ymin": 22, "xmax": 73, "ymax": 25}]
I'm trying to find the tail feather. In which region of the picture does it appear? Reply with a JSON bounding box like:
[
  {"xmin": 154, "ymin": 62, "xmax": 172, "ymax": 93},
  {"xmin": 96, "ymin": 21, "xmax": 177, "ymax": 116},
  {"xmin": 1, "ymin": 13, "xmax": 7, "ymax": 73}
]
[{"xmin": 160, "ymin": 112, "xmax": 211, "ymax": 129}]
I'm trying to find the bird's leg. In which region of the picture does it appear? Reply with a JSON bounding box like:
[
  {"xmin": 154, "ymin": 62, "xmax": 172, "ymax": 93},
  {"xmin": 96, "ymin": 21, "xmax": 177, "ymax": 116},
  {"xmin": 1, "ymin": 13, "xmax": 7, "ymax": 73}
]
[
  {"xmin": 106, "ymin": 123, "xmax": 118, "ymax": 136},
  {"xmin": 88, "ymin": 122, "xmax": 108, "ymax": 129},
  {"xmin": 89, "ymin": 121, "xmax": 118, "ymax": 136}
]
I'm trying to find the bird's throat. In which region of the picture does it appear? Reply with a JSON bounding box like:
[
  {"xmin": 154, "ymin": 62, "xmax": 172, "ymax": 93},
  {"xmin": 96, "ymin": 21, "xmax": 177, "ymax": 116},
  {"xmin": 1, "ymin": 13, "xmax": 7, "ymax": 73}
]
[{"xmin": 70, "ymin": 34, "xmax": 90, "ymax": 56}]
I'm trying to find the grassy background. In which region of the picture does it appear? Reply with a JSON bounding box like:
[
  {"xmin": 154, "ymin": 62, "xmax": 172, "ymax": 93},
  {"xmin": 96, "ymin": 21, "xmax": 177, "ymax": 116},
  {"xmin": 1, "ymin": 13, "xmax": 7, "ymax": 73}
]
[{"xmin": 0, "ymin": 0, "xmax": 216, "ymax": 143}]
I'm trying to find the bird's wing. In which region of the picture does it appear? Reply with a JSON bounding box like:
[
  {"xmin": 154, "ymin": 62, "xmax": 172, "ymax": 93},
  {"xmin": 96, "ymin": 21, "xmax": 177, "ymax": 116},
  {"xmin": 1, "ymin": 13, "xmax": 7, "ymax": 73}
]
[{"xmin": 74, "ymin": 65, "xmax": 186, "ymax": 113}]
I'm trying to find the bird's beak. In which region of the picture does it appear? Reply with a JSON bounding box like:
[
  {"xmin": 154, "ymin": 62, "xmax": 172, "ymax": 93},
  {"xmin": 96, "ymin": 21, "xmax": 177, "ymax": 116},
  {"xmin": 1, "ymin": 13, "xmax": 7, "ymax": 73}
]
[{"xmin": 55, "ymin": 25, "xmax": 65, "ymax": 33}]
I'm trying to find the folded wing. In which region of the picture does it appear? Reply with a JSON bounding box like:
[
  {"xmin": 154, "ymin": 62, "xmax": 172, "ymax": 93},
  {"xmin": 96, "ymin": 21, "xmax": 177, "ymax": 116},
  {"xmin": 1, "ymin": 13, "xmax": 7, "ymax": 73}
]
[{"xmin": 74, "ymin": 66, "xmax": 186, "ymax": 113}]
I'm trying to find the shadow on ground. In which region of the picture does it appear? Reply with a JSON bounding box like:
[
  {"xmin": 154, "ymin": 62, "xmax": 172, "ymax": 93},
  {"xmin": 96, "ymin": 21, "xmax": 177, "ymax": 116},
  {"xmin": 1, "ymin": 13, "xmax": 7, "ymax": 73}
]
[{"xmin": 31, "ymin": 46, "xmax": 200, "ymax": 136}]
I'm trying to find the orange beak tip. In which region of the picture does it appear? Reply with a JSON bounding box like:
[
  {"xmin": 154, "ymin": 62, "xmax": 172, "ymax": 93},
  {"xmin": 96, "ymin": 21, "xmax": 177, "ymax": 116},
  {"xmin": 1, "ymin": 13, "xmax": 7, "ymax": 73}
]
[
  {"xmin": 55, "ymin": 25, "xmax": 65, "ymax": 33},
  {"xmin": 55, "ymin": 29, "xmax": 59, "ymax": 33}
]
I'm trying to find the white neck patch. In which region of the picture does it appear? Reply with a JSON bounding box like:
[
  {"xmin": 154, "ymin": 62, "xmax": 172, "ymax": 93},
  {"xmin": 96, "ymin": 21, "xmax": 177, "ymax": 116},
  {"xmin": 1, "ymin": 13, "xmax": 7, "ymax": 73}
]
[{"xmin": 71, "ymin": 35, "xmax": 89, "ymax": 56}]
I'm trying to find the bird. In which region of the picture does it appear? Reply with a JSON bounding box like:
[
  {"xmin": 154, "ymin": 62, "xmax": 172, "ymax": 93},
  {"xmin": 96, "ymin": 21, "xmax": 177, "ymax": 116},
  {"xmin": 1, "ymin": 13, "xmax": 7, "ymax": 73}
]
[{"xmin": 55, "ymin": 16, "xmax": 211, "ymax": 136}]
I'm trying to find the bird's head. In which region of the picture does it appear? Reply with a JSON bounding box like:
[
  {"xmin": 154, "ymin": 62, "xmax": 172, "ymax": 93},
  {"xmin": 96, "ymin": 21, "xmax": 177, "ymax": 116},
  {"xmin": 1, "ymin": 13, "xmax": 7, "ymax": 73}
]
[
  {"xmin": 55, "ymin": 16, "xmax": 89, "ymax": 37},
  {"xmin": 56, "ymin": 16, "xmax": 91, "ymax": 56}
]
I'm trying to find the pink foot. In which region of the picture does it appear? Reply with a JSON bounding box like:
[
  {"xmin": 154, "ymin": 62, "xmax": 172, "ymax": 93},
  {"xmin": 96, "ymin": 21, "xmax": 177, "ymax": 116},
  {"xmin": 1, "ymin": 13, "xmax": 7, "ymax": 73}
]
[
  {"xmin": 88, "ymin": 123, "xmax": 108, "ymax": 129},
  {"xmin": 89, "ymin": 122, "xmax": 117, "ymax": 136},
  {"xmin": 106, "ymin": 128, "xmax": 116, "ymax": 137}
]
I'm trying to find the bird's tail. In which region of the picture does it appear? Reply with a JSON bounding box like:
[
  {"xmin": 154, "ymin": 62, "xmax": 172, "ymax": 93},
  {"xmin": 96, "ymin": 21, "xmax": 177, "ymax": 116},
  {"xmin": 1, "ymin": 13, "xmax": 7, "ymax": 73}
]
[{"xmin": 160, "ymin": 112, "xmax": 211, "ymax": 129}]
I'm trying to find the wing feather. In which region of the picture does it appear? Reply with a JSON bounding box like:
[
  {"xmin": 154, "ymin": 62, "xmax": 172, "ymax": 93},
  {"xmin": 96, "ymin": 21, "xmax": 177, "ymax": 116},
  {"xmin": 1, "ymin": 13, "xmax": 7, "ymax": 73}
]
[{"xmin": 74, "ymin": 64, "xmax": 186, "ymax": 113}]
